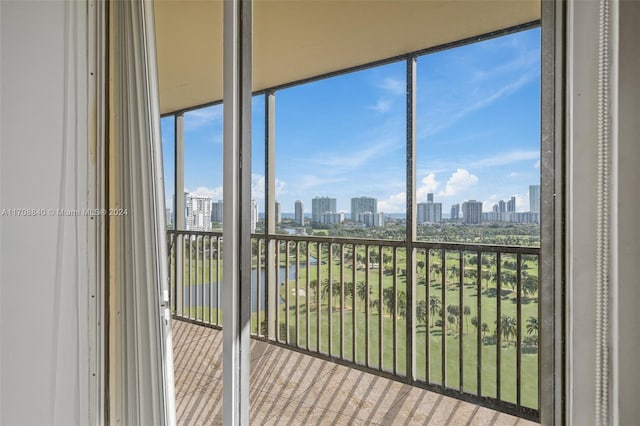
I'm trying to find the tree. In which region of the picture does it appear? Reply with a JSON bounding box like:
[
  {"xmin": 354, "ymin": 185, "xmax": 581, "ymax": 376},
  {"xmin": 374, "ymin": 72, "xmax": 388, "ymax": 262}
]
[
  {"xmin": 416, "ymin": 300, "xmax": 428, "ymax": 327},
  {"xmin": 499, "ymin": 315, "xmax": 517, "ymax": 345},
  {"xmin": 463, "ymin": 305, "xmax": 471, "ymax": 332},
  {"xmin": 428, "ymin": 296, "xmax": 441, "ymax": 326},
  {"xmin": 471, "ymin": 315, "xmax": 478, "ymax": 331},
  {"xmin": 523, "ymin": 276, "xmax": 538, "ymax": 297},
  {"xmin": 526, "ymin": 316, "xmax": 538, "ymax": 336},
  {"xmin": 416, "ymin": 259, "xmax": 425, "ymax": 274},
  {"xmin": 481, "ymin": 323, "xmax": 490, "ymax": 338},
  {"xmin": 356, "ymin": 281, "xmax": 369, "ymax": 311},
  {"xmin": 447, "ymin": 315, "xmax": 457, "ymax": 334},
  {"xmin": 382, "ymin": 287, "xmax": 395, "ymax": 314}
]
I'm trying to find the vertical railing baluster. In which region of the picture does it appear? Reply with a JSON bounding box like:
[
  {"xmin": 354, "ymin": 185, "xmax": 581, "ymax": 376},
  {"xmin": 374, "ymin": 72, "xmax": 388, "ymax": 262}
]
[
  {"xmin": 328, "ymin": 244, "xmax": 333, "ymax": 356},
  {"xmin": 340, "ymin": 243, "xmax": 345, "ymax": 360},
  {"xmin": 516, "ymin": 252, "xmax": 522, "ymax": 408},
  {"xmin": 209, "ymin": 236, "xmax": 214, "ymax": 325},
  {"xmin": 496, "ymin": 252, "xmax": 502, "ymax": 401},
  {"xmin": 216, "ymin": 236, "xmax": 221, "ymax": 326},
  {"xmin": 441, "ymin": 249, "xmax": 446, "ymax": 387},
  {"xmin": 426, "ymin": 249, "xmax": 431, "ymax": 382},
  {"xmin": 276, "ymin": 240, "xmax": 281, "ymax": 342},
  {"xmin": 393, "ymin": 247, "xmax": 398, "ymax": 375},
  {"xmin": 296, "ymin": 241, "xmax": 300, "ymax": 347},
  {"xmin": 378, "ymin": 245, "xmax": 383, "ymax": 371},
  {"xmin": 365, "ymin": 245, "xmax": 370, "ymax": 367},
  {"xmin": 285, "ymin": 241, "xmax": 290, "ymax": 344},
  {"xmin": 459, "ymin": 251, "xmax": 464, "ymax": 391},
  {"xmin": 316, "ymin": 241, "xmax": 321, "ymax": 352},
  {"xmin": 477, "ymin": 250, "xmax": 482, "ymax": 395},
  {"xmin": 352, "ymin": 243, "xmax": 357, "ymax": 363},
  {"xmin": 257, "ymin": 238, "xmax": 262, "ymax": 335},
  {"xmin": 200, "ymin": 235, "xmax": 205, "ymax": 322},
  {"xmin": 306, "ymin": 241, "xmax": 310, "ymax": 351}
]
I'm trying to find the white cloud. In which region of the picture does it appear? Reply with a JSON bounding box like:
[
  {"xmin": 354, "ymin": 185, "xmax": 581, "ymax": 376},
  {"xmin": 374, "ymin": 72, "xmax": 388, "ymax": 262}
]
[
  {"xmin": 368, "ymin": 98, "xmax": 391, "ymax": 114},
  {"xmin": 251, "ymin": 174, "xmax": 287, "ymax": 200},
  {"xmin": 184, "ymin": 106, "xmax": 222, "ymax": 132},
  {"xmin": 312, "ymin": 137, "xmax": 398, "ymax": 169},
  {"xmin": 533, "ymin": 159, "xmax": 540, "ymax": 169},
  {"xmin": 416, "ymin": 172, "xmax": 440, "ymax": 201},
  {"xmin": 423, "ymin": 72, "xmax": 537, "ymax": 137},
  {"xmin": 378, "ymin": 192, "xmax": 406, "ymax": 212},
  {"xmin": 438, "ymin": 169, "xmax": 478, "ymax": 198},
  {"xmin": 189, "ymin": 186, "xmax": 223, "ymax": 200},
  {"xmin": 515, "ymin": 192, "xmax": 530, "ymax": 212},
  {"xmin": 378, "ymin": 77, "xmax": 405, "ymax": 96},
  {"xmin": 469, "ymin": 150, "xmax": 539, "ymax": 169}
]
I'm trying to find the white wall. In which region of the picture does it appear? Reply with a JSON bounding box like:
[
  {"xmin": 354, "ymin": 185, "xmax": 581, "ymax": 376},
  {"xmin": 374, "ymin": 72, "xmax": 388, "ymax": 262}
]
[{"xmin": 0, "ymin": 1, "xmax": 99, "ymax": 424}]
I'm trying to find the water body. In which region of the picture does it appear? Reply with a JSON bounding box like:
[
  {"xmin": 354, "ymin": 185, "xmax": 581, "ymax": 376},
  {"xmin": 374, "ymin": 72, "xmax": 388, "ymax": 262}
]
[{"xmin": 176, "ymin": 262, "xmax": 314, "ymax": 312}]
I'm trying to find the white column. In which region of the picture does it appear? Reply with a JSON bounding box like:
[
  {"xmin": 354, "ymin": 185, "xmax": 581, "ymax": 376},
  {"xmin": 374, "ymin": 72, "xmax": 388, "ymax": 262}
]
[{"xmin": 222, "ymin": 0, "xmax": 252, "ymax": 424}]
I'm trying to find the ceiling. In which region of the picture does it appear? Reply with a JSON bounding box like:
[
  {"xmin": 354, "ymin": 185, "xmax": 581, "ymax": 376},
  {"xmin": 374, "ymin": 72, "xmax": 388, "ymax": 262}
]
[{"xmin": 154, "ymin": 0, "xmax": 540, "ymax": 114}]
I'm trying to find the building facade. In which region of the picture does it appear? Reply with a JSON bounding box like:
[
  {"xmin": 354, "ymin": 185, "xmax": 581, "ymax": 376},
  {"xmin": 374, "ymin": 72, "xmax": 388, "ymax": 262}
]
[
  {"xmin": 462, "ymin": 200, "xmax": 483, "ymax": 224},
  {"xmin": 312, "ymin": 196, "xmax": 337, "ymax": 223},
  {"xmin": 351, "ymin": 196, "xmax": 377, "ymax": 221},
  {"xmin": 295, "ymin": 200, "xmax": 304, "ymax": 226}
]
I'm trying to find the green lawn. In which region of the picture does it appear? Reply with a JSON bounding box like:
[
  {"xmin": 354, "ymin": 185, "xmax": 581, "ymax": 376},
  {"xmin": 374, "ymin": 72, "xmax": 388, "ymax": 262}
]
[{"xmin": 171, "ymin": 243, "xmax": 540, "ymax": 410}]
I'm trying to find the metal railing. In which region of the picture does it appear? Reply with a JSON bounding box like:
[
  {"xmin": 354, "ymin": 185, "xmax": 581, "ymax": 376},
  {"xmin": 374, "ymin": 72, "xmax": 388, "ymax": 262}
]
[{"xmin": 167, "ymin": 230, "xmax": 540, "ymax": 421}]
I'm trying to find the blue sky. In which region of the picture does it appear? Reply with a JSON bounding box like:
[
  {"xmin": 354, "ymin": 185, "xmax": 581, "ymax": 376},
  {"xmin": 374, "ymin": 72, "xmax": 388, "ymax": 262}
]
[{"xmin": 162, "ymin": 27, "xmax": 540, "ymax": 215}]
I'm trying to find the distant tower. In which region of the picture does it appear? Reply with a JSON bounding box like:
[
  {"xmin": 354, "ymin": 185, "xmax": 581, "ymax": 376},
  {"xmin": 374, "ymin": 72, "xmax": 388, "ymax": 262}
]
[
  {"xmin": 462, "ymin": 200, "xmax": 483, "ymax": 224},
  {"xmin": 450, "ymin": 203, "xmax": 460, "ymax": 220},
  {"xmin": 211, "ymin": 200, "xmax": 223, "ymax": 223},
  {"xmin": 507, "ymin": 196, "xmax": 516, "ymax": 212},
  {"xmin": 295, "ymin": 200, "xmax": 304, "ymax": 226},
  {"xmin": 275, "ymin": 201, "xmax": 281, "ymax": 224},
  {"xmin": 250, "ymin": 199, "xmax": 258, "ymax": 233},
  {"xmin": 312, "ymin": 197, "xmax": 336, "ymax": 223},
  {"xmin": 417, "ymin": 193, "xmax": 442, "ymax": 223},
  {"xmin": 529, "ymin": 185, "xmax": 540, "ymax": 214},
  {"xmin": 351, "ymin": 196, "xmax": 377, "ymax": 221}
]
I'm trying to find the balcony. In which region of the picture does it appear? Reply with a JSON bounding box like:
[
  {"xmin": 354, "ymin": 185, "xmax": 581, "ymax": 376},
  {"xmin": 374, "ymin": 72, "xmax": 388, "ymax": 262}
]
[{"xmin": 168, "ymin": 230, "xmax": 540, "ymax": 423}]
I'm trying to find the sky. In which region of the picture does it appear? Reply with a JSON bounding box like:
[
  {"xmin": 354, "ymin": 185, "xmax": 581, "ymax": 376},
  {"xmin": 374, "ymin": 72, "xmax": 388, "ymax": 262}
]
[{"xmin": 162, "ymin": 27, "xmax": 541, "ymax": 216}]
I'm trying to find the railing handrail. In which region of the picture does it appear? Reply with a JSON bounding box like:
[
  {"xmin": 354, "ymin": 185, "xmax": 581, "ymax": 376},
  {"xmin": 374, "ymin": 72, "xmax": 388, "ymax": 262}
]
[{"xmin": 168, "ymin": 229, "xmax": 540, "ymax": 254}]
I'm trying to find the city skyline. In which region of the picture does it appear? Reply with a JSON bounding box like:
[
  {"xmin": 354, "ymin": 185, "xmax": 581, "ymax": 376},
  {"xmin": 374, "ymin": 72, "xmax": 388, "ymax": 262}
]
[{"xmin": 161, "ymin": 28, "xmax": 540, "ymax": 216}]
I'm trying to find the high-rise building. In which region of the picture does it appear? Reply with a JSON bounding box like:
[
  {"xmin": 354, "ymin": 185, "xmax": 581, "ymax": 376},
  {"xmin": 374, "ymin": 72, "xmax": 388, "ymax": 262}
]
[
  {"xmin": 529, "ymin": 184, "xmax": 540, "ymax": 216},
  {"xmin": 275, "ymin": 201, "xmax": 281, "ymax": 224},
  {"xmin": 462, "ymin": 200, "xmax": 483, "ymax": 224},
  {"xmin": 351, "ymin": 196, "xmax": 377, "ymax": 221},
  {"xmin": 250, "ymin": 199, "xmax": 258, "ymax": 233},
  {"xmin": 294, "ymin": 200, "xmax": 304, "ymax": 226},
  {"xmin": 417, "ymin": 193, "xmax": 442, "ymax": 223},
  {"xmin": 312, "ymin": 196, "xmax": 336, "ymax": 223},
  {"xmin": 211, "ymin": 200, "xmax": 223, "ymax": 223},
  {"xmin": 450, "ymin": 203, "xmax": 460, "ymax": 220},
  {"xmin": 356, "ymin": 212, "xmax": 384, "ymax": 227},
  {"xmin": 498, "ymin": 200, "xmax": 506, "ymax": 213},
  {"xmin": 320, "ymin": 212, "xmax": 344, "ymax": 225},
  {"xmin": 185, "ymin": 192, "xmax": 212, "ymax": 231},
  {"xmin": 507, "ymin": 196, "xmax": 516, "ymax": 212},
  {"xmin": 166, "ymin": 208, "xmax": 172, "ymax": 228}
]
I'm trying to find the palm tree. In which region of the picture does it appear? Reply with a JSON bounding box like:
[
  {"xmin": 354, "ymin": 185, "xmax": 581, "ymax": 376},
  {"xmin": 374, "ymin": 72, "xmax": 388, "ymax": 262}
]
[
  {"xmin": 499, "ymin": 315, "xmax": 517, "ymax": 345},
  {"xmin": 523, "ymin": 276, "xmax": 538, "ymax": 297},
  {"xmin": 447, "ymin": 315, "xmax": 457, "ymax": 334},
  {"xmin": 382, "ymin": 287, "xmax": 395, "ymax": 314},
  {"xmin": 356, "ymin": 281, "xmax": 369, "ymax": 312},
  {"xmin": 526, "ymin": 316, "xmax": 538, "ymax": 336},
  {"xmin": 463, "ymin": 305, "xmax": 471, "ymax": 332},
  {"xmin": 369, "ymin": 299, "xmax": 380, "ymax": 314},
  {"xmin": 481, "ymin": 323, "xmax": 490, "ymax": 338},
  {"xmin": 416, "ymin": 300, "xmax": 428, "ymax": 327},
  {"xmin": 428, "ymin": 296, "xmax": 441, "ymax": 326}
]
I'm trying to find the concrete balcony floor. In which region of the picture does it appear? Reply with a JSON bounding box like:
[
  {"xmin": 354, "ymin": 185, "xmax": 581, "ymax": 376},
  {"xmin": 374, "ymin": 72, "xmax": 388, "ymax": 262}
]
[{"xmin": 173, "ymin": 319, "xmax": 539, "ymax": 425}]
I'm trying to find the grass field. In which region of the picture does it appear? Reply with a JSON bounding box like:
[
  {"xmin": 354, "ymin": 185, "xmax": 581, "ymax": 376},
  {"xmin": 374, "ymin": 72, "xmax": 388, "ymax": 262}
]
[{"xmin": 170, "ymin": 237, "xmax": 539, "ymax": 411}]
